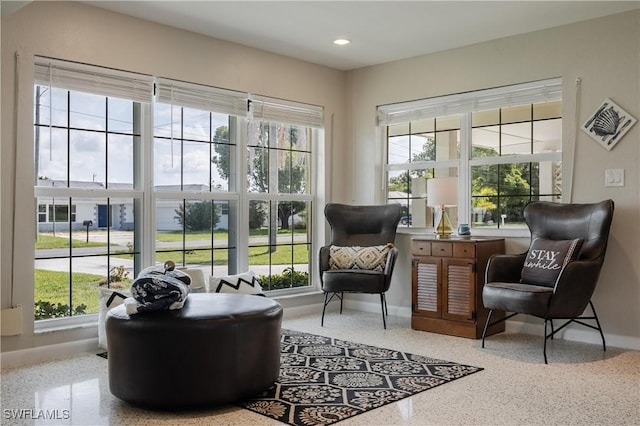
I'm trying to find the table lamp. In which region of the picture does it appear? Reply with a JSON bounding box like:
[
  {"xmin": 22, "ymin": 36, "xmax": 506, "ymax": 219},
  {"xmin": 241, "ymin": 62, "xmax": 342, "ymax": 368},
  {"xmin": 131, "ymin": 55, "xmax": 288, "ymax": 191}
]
[{"xmin": 427, "ymin": 177, "xmax": 457, "ymax": 238}]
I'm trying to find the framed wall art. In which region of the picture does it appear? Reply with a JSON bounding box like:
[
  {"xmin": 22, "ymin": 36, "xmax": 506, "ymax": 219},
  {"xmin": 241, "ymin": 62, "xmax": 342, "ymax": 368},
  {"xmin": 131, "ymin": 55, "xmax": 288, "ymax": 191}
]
[{"xmin": 582, "ymin": 98, "xmax": 636, "ymax": 151}]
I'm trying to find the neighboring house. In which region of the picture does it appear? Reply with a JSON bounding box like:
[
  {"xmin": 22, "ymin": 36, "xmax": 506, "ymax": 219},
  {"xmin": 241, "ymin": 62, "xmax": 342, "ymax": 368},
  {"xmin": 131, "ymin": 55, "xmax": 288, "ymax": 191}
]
[{"xmin": 37, "ymin": 179, "xmax": 230, "ymax": 232}]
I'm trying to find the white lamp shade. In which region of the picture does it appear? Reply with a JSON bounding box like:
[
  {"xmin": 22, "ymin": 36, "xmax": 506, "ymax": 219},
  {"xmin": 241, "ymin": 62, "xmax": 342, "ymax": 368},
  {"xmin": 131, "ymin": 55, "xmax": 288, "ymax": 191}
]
[{"xmin": 427, "ymin": 177, "xmax": 458, "ymax": 207}]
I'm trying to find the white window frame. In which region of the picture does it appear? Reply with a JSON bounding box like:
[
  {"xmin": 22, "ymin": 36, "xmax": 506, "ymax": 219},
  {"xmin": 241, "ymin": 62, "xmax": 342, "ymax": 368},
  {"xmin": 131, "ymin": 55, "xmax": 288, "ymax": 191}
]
[
  {"xmin": 245, "ymin": 94, "xmax": 322, "ymax": 294},
  {"xmin": 33, "ymin": 58, "xmax": 325, "ymax": 328},
  {"xmin": 380, "ymin": 78, "xmax": 563, "ymax": 235},
  {"xmin": 153, "ymin": 77, "xmax": 246, "ymax": 277},
  {"xmin": 33, "ymin": 56, "xmax": 152, "ymax": 330}
]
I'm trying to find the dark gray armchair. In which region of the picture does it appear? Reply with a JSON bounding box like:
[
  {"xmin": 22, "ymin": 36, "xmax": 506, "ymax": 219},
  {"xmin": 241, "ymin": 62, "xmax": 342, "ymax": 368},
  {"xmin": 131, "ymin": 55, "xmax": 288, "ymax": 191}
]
[
  {"xmin": 319, "ymin": 203, "xmax": 402, "ymax": 328},
  {"xmin": 481, "ymin": 200, "xmax": 614, "ymax": 363}
]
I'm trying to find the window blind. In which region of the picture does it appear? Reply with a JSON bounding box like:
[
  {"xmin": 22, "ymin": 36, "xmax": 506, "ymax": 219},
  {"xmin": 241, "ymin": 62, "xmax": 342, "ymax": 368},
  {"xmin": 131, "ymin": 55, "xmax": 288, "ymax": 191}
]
[
  {"xmin": 34, "ymin": 57, "xmax": 154, "ymax": 103},
  {"xmin": 155, "ymin": 78, "xmax": 247, "ymax": 117},
  {"xmin": 249, "ymin": 95, "xmax": 324, "ymax": 128},
  {"xmin": 377, "ymin": 78, "xmax": 562, "ymax": 126}
]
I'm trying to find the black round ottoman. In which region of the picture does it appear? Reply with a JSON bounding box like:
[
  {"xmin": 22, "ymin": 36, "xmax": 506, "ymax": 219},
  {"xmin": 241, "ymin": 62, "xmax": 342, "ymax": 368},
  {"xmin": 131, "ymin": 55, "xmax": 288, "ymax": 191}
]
[{"xmin": 106, "ymin": 293, "xmax": 283, "ymax": 409}]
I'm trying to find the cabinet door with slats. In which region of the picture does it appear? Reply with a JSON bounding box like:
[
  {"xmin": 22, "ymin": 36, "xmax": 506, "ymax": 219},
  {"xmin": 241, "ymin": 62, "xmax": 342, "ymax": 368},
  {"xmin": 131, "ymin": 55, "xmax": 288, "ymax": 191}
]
[
  {"xmin": 442, "ymin": 258, "xmax": 475, "ymax": 321},
  {"xmin": 412, "ymin": 257, "xmax": 441, "ymax": 318}
]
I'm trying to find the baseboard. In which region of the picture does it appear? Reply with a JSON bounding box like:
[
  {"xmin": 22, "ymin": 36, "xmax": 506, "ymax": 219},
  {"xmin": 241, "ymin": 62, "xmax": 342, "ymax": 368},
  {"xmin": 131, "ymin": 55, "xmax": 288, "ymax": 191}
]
[
  {"xmin": 3, "ymin": 304, "xmax": 638, "ymax": 369},
  {"xmin": 1, "ymin": 338, "xmax": 98, "ymax": 369},
  {"xmin": 344, "ymin": 299, "xmax": 640, "ymax": 350},
  {"xmin": 282, "ymin": 303, "xmax": 325, "ymax": 319},
  {"xmin": 343, "ymin": 299, "xmax": 412, "ymax": 319},
  {"xmin": 505, "ymin": 319, "xmax": 640, "ymax": 351}
]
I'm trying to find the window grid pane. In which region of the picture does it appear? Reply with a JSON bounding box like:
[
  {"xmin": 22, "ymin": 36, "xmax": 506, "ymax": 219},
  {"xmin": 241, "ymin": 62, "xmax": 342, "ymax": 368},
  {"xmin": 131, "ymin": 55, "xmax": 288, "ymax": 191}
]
[
  {"xmin": 34, "ymin": 195, "xmax": 138, "ymax": 318},
  {"xmin": 34, "ymin": 82, "xmax": 143, "ymax": 320},
  {"xmin": 386, "ymin": 96, "xmax": 562, "ymax": 231},
  {"xmin": 247, "ymin": 192, "xmax": 312, "ymax": 290},
  {"xmin": 35, "ymin": 63, "xmax": 319, "ymax": 323}
]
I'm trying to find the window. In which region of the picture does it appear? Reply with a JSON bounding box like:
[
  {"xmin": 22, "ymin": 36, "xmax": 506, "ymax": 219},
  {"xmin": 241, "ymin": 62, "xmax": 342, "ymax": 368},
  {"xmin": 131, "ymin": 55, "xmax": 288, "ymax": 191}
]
[
  {"xmin": 38, "ymin": 204, "xmax": 46, "ymax": 223},
  {"xmin": 470, "ymin": 102, "xmax": 562, "ymax": 228},
  {"xmin": 381, "ymin": 79, "xmax": 562, "ymax": 231},
  {"xmin": 33, "ymin": 58, "xmax": 323, "ymax": 322},
  {"xmin": 34, "ymin": 58, "xmax": 149, "ymax": 320},
  {"xmin": 45, "ymin": 204, "xmax": 76, "ymax": 222},
  {"xmin": 36, "ymin": 203, "xmax": 77, "ymax": 223},
  {"xmin": 245, "ymin": 118, "xmax": 313, "ymax": 291},
  {"xmin": 386, "ymin": 115, "xmax": 460, "ymax": 228},
  {"xmin": 244, "ymin": 95, "xmax": 320, "ymax": 291},
  {"xmin": 153, "ymin": 79, "xmax": 244, "ymax": 280}
]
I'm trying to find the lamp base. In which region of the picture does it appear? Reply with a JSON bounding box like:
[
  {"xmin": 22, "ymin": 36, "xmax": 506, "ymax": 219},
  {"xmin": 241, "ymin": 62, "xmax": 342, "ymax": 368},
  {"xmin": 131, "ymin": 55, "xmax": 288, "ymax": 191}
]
[{"xmin": 434, "ymin": 209, "xmax": 453, "ymax": 238}]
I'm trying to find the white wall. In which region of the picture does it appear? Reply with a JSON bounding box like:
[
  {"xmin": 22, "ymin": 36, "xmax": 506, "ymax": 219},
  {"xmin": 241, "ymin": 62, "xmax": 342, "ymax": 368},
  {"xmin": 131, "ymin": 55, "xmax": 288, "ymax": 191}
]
[
  {"xmin": 1, "ymin": 1, "xmax": 346, "ymax": 353},
  {"xmin": 346, "ymin": 11, "xmax": 640, "ymax": 348}
]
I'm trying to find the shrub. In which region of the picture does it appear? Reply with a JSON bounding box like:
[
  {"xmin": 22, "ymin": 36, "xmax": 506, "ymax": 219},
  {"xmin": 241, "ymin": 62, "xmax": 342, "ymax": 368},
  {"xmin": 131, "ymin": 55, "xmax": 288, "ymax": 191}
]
[
  {"xmin": 98, "ymin": 265, "xmax": 131, "ymax": 288},
  {"xmin": 259, "ymin": 267, "xmax": 309, "ymax": 290},
  {"xmin": 174, "ymin": 201, "xmax": 220, "ymax": 231},
  {"xmin": 34, "ymin": 300, "xmax": 87, "ymax": 320}
]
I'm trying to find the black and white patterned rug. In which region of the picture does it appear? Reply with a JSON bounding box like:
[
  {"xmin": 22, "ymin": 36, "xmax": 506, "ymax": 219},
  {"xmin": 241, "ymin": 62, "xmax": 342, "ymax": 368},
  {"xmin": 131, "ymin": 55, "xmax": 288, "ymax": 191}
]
[{"xmin": 238, "ymin": 329, "xmax": 483, "ymax": 425}]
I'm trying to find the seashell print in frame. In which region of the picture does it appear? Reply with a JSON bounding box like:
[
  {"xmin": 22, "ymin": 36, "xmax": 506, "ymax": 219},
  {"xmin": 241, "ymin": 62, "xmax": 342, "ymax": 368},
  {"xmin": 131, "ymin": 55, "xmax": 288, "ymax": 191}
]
[{"xmin": 582, "ymin": 98, "xmax": 637, "ymax": 151}]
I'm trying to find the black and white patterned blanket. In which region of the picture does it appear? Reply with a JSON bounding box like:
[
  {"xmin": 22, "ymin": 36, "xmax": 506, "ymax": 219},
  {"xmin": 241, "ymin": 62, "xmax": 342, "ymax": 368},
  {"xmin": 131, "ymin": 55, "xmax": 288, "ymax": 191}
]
[{"xmin": 129, "ymin": 264, "xmax": 191, "ymax": 313}]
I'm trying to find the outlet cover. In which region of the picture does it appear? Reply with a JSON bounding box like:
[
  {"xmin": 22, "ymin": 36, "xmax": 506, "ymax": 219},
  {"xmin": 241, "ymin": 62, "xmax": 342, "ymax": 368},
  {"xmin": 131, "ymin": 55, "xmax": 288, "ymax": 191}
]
[{"xmin": 1, "ymin": 306, "xmax": 23, "ymax": 336}]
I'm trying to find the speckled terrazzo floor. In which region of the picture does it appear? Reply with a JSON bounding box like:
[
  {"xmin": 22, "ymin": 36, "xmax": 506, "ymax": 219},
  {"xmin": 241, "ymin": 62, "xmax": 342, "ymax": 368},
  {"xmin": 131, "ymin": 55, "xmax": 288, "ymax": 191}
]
[{"xmin": 2, "ymin": 310, "xmax": 639, "ymax": 425}]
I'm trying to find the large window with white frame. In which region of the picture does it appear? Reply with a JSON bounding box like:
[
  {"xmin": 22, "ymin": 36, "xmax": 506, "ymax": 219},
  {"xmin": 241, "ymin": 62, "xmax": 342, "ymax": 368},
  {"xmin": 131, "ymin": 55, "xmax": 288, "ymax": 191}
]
[
  {"xmin": 33, "ymin": 58, "xmax": 323, "ymax": 322},
  {"xmin": 33, "ymin": 59, "xmax": 148, "ymax": 321},
  {"xmin": 152, "ymin": 78, "xmax": 245, "ymax": 281},
  {"xmin": 381, "ymin": 79, "xmax": 562, "ymax": 231},
  {"xmin": 245, "ymin": 99, "xmax": 314, "ymax": 290}
]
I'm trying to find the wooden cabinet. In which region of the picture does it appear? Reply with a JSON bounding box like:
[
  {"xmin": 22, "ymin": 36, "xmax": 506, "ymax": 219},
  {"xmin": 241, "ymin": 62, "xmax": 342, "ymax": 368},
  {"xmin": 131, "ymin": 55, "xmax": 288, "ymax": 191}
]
[{"xmin": 411, "ymin": 237, "xmax": 505, "ymax": 338}]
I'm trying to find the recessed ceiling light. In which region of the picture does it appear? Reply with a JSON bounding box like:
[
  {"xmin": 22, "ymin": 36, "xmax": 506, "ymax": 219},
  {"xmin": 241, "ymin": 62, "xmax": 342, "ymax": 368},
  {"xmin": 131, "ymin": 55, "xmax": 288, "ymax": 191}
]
[{"xmin": 333, "ymin": 38, "xmax": 351, "ymax": 46}]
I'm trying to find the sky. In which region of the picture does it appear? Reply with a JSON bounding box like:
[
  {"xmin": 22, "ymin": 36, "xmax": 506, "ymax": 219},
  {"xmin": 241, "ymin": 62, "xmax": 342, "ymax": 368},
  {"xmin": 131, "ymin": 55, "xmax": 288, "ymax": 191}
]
[{"xmin": 36, "ymin": 87, "xmax": 233, "ymax": 190}]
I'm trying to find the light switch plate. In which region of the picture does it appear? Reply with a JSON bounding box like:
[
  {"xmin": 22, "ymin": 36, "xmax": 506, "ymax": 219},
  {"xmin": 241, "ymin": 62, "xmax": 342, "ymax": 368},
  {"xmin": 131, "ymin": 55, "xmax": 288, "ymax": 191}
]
[{"xmin": 605, "ymin": 169, "xmax": 624, "ymax": 187}]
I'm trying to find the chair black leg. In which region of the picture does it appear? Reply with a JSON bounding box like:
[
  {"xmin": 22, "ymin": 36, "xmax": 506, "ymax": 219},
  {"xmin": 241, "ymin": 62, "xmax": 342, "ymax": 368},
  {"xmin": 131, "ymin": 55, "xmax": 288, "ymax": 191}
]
[
  {"xmin": 590, "ymin": 301, "xmax": 606, "ymax": 352},
  {"xmin": 543, "ymin": 319, "xmax": 549, "ymax": 364},
  {"xmin": 321, "ymin": 292, "xmax": 329, "ymax": 326},
  {"xmin": 380, "ymin": 293, "xmax": 387, "ymax": 329},
  {"xmin": 481, "ymin": 310, "xmax": 493, "ymax": 348},
  {"xmin": 482, "ymin": 311, "xmax": 518, "ymax": 349},
  {"xmin": 339, "ymin": 292, "xmax": 344, "ymax": 314},
  {"xmin": 383, "ymin": 294, "xmax": 389, "ymax": 316}
]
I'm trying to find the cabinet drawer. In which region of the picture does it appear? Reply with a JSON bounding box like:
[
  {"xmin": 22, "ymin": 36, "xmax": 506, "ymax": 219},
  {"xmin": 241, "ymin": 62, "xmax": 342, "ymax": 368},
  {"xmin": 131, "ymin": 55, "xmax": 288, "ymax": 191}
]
[
  {"xmin": 431, "ymin": 242, "xmax": 452, "ymax": 257},
  {"xmin": 453, "ymin": 243, "xmax": 476, "ymax": 258},
  {"xmin": 412, "ymin": 240, "xmax": 431, "ymax": 256}
]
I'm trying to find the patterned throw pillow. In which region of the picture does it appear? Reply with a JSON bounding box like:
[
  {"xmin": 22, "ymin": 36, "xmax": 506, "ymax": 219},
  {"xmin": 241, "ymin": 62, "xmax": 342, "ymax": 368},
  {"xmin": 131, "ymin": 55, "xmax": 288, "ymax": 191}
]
[
  {"xmin": 521, "ymin": 238, "xmax": 583, "ymax": 286},
  {"xmin": 329, "ymin": 244, "xmax": 393, "ymax": 272},
  {"xmin": 210, "ymin": 271, "xmax": 265, "ymax": 296},
  {"xmin": 98, "ymin": 287, "xmax": 129, "ymax": 350},
  {"xmin": 178, "ymin": 267, "xmax": 207, "ymax": 293}
]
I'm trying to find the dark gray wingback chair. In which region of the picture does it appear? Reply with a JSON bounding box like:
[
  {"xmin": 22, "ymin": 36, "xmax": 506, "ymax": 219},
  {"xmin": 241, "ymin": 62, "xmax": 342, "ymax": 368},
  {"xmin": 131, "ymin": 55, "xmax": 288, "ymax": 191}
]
[
  {"xmin": 319, "ymin": 203, "xmax": 402, "ymax": 329},
  {"xmin": 481, "ymin": 200, "xmax": 614, "ymax": 363}
]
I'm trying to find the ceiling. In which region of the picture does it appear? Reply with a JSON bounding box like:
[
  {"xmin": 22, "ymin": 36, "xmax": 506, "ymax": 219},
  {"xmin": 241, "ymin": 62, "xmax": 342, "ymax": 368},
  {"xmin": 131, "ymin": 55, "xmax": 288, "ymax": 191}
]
[{"xmin": 6, "ymin": 1, "xmax": 640, "ymax": 71}]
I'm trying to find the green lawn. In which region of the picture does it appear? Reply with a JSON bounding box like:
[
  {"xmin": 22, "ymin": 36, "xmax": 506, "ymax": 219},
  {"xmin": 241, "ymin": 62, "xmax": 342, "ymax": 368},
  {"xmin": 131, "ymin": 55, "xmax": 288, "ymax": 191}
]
[
  {"xmin": 154, "ymin": 244, "xmax": 309, "ymax": 265},
  {"xmin": 34, "ymin": 269, "xmax": 124, "ymax": 315},
  {"xmin": 35, "ymin": 233, "xmax": 109, "ymax": 250},
  {"xmin": 155, "ymin": 227, "xmax": 306, "ymax": 242},
  {"xmin": 35, "ymin": 228, "xmax": 310, "ymax": 319},
  {"xmin": 35, "ymin": 244, "xmax": 308, "ymax": 318},
  {"xmin": 155, "ymin": 230, "xmax": 228, "ymax": 242},
  {"xmin": 36, "ymin": 229, "xmax": 308, "ymax": 247}
]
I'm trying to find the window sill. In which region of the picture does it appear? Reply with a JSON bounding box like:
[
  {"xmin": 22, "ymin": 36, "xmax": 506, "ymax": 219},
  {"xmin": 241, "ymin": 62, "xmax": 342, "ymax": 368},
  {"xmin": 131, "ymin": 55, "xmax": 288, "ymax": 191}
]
[
  {"xmin": 35, "ymin": 313, "xmax": 99, "ymax": 334},
  {"xmin": 33, "ymin": 288, "xmax": 322, "ymax": 335},
  {"xmin": 396, "ymin": 227, "xmax": 531, "ymax": 239},
  {"xmin": 270, "ymin": 288, "xmax": 324, "ymax": 300}
]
